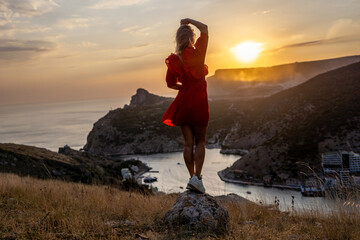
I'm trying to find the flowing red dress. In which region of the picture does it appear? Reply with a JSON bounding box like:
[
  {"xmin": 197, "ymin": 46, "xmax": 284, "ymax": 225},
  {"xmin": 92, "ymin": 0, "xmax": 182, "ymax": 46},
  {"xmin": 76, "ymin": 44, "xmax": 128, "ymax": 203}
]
[{"xmin": 161, "ymin": 32, "xmax": 209, "ymax": 127}]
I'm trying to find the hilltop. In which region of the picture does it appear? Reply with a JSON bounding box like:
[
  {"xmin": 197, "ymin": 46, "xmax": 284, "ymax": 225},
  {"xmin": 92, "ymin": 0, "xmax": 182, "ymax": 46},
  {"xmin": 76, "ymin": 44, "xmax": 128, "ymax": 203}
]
[{"xmin": 207, "ymin": 55, "xmax": 360, "ymax": 99}]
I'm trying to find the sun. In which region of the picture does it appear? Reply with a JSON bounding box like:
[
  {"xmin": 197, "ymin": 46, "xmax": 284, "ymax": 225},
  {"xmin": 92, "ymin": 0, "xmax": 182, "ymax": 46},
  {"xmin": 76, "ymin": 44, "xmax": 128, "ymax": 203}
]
[{"xmin": 231, "ymin": 41, "xmax": 263, "ymax": 63}]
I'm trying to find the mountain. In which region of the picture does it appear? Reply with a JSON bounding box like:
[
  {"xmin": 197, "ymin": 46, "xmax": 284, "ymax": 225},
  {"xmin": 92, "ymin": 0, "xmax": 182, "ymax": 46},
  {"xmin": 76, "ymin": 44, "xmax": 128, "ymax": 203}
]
[
  {"xmin": 207, "ymin": 55, "xmax": 360, "ymax": 99},
  {"xmin": 224, "ymin": 61, "xmax": 360, "ymax": 180}
]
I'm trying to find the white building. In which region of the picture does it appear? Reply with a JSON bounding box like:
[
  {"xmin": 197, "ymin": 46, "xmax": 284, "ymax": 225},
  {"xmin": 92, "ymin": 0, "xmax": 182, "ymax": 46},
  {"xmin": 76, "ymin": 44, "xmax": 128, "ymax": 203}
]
[
  {"xmin": 321, "ymin": 151, "xmax": 360, "ymax": 173},
  {"xmin": 121, "ymin": 168, "xmax": 132, "ymax": 180}
]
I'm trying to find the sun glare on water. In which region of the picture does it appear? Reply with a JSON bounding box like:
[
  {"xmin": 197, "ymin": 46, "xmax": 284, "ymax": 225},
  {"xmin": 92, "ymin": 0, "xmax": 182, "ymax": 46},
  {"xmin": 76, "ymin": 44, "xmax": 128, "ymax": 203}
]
[{"xmin": 231, "ymin": 41, "xmax": 263, "ymax": 63}]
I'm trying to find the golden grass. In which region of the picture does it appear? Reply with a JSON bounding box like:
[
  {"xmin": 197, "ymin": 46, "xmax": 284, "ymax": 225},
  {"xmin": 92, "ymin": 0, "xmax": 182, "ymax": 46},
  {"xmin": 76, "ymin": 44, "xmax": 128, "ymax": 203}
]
[{"xmin": 1, "ymin": 173, "xmax": 360, "ymax": 240}]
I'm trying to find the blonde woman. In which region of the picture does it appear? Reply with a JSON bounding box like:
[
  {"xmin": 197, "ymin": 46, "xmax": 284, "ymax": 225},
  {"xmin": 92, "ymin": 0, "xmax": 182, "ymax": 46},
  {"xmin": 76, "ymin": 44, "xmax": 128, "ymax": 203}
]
[{"xmin": 161, "ymin": 18, "xmax": 209, "ymax": 193}]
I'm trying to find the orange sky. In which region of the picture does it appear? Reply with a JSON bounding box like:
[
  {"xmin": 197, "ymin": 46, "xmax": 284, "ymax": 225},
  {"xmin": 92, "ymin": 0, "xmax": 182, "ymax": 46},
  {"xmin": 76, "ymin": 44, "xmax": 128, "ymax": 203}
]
[{"xmin": 0, "ymin": 0, "xmax": 359, "ymax": 105}]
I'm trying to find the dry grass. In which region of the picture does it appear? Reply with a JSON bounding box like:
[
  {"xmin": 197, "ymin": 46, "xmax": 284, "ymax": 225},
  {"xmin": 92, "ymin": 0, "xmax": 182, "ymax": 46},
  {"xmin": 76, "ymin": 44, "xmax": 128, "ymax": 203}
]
[{"xmin": 1, "ymin": 173, "xmax": 360, "ymax": 239}]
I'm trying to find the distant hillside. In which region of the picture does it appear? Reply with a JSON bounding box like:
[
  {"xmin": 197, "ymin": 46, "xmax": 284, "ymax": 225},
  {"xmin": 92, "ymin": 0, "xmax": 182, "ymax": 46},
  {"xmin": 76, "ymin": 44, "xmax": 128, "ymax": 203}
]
[
  {"xmin": 207, "ymin": 55, "xmax": 360, "ymax": 99},
  {"xmin": 224, "ymin": 61, "xmax": 360, "ymax": 180}
]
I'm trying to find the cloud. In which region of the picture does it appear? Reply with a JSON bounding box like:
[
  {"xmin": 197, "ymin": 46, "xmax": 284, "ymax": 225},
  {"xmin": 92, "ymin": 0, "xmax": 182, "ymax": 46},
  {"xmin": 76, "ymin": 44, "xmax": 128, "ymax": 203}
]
[
  {"xmin": 88, "ymin": 0, "xmax": 148, "ymax": 9},
  {"xmin": 79, "ymin": 41, "xmax": 97, "ymax": 47},
  {"xmin": 0, "ymin": 21, "xmax": 52, "ymax": 38},
  {"xmin": 327, "ymin": 18, "xmax": 360, "ymax": 38},
  {"xmin": 0, "ymin": 0, "xmax": 56, "ymax": 37},
  {"xmin": 121, "ymin": 25, "xmax": 152, "ymax": 35},
  {"xmin": 120, "ymin": 43, "xmax": 152, "ymax": 50},
  {"xmin": 121, "ymin": 23, "xmax": 161, "ymax": 35},
  {"xmin": 0, "ymin": 0, "xmax": 58, "ymax": 18},
  {"xmin": 268, "ymin": 35, "xmax": 360, "ymax": 53},
  {"xmin": 0, "ymin": 38, "xmax": 55, "ymax": 61},
  {"xmin": 56, "ymin": 18, "xmax": 91, "ymax": 30},
  {"xmin": 114, "ymin": 53, "xmax": 151, "ymax": 60}
]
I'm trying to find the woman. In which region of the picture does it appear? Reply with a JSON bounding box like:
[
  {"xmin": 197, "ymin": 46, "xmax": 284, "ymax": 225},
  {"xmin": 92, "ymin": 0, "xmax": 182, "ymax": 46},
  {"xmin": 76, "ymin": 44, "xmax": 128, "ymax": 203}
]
[{"xmin": 161, "ymin": 18, "xmax": 209, "ymax": 193}]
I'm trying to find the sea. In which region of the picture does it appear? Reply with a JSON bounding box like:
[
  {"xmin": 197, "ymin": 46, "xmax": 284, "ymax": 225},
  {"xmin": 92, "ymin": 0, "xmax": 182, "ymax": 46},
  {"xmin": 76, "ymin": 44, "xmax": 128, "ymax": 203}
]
[{"xmin": 0, "ymin": 97, "xmax": 349, "ymax": 213}]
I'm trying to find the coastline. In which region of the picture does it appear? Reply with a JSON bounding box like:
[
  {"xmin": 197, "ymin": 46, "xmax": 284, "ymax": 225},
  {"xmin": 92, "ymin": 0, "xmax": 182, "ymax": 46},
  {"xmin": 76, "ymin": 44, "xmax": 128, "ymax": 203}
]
[{"xmin": 217, "ymin": 169, "xmax": 301, "ymax": 191}]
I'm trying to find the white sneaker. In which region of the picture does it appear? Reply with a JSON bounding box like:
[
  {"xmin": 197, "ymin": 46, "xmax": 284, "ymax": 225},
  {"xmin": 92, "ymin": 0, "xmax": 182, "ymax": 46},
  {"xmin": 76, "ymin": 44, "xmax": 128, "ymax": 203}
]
[{"xmin": 186, "ymin": 175, "xmax": 205, "ymax": 193}]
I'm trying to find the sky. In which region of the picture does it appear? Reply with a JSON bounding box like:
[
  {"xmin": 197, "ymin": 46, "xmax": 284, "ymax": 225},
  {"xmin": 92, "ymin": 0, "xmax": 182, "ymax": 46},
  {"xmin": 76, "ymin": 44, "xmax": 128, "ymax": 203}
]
[{"xmin": 0, "ymin": 0, "xmax": 359, "ymax": 105}]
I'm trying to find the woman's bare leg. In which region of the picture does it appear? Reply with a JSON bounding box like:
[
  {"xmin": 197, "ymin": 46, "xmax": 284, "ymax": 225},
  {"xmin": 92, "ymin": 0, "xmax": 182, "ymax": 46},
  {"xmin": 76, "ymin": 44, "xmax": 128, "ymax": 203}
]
[
  {"xmin": 193, "ymin": 126, "xmax": 207, "ymax": 179},
  {"xmin": 181, "ymin": 125, "xmax": 195, "ymax": 177}
]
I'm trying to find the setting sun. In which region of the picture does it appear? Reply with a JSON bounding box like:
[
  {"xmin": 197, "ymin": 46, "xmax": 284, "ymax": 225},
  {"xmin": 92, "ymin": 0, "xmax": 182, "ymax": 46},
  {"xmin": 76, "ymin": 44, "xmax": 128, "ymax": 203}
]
[{"xmin": 231, "ymin": 41, "xmax": 264, "ymax": 63}]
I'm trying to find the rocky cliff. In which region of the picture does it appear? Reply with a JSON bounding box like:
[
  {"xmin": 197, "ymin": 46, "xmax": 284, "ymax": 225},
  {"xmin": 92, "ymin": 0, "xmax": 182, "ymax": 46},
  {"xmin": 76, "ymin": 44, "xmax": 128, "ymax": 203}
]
[{"xmin": 84, "ymin": 88, "xmax": 183, "ymax": 155}]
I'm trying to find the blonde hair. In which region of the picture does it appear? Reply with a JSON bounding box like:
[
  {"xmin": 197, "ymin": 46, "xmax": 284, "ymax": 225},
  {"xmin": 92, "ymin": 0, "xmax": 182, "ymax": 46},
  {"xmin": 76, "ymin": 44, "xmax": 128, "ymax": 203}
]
[{"xmin": 175, "ymin": 25, "xmax": 195, "ymax": 55}]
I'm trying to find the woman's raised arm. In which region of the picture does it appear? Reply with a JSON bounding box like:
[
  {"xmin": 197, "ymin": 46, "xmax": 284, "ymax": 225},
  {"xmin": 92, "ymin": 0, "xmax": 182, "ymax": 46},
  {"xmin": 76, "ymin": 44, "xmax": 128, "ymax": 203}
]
[{"xmin": 180, "ymin": 18, "xmax": 208, "ymax": 35}]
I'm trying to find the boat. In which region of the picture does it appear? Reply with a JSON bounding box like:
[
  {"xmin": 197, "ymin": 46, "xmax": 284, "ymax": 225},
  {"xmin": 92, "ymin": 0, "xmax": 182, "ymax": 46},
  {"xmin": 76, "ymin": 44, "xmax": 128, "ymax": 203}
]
[
  {"xmin": 144, "ymin": 176, "xmax": 158, "ymax": 183},
  {"xmin": 300, "ymin": 180, "xmax": 325, "ymax": 197}
]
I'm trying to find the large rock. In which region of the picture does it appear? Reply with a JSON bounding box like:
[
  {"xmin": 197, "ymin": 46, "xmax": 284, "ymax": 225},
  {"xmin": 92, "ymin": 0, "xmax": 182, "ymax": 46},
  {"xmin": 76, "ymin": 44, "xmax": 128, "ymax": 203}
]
[
  {"xmin": 84, "ymin": 88, "xmax": 184, "ymax": 156},
  {"xmin": 129, "ymin": 88, "xmax": 171, "ymax": 107},
  {"xmin": 163, "ymin": 191, "xmax": 229, "ymax": 234}
]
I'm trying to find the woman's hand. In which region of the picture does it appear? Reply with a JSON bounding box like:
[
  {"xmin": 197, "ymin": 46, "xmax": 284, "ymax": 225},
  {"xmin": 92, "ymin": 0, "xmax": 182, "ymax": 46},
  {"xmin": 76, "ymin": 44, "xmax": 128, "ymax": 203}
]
[
  {"xmin": 180, "ymin": 18, "xmax": 192, "ymax": 25},
  {"xmin": 180, "ymin": 18, "xmax": 208, "ymax": 35}
]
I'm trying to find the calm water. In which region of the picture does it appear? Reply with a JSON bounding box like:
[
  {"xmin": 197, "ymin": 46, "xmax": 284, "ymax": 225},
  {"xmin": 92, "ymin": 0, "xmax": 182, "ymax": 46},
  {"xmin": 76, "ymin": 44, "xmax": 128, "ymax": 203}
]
[
  {"xmin": 0, "ymin": 97, "xmax": 129, "ymax": 151},
  {"xmin": 0, "ymin": 98, "xmax": 347, "ymax": 212}
]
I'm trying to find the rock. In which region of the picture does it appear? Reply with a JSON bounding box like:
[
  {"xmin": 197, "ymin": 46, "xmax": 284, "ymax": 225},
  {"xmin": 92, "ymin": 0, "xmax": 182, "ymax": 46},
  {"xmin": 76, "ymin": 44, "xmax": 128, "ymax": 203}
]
[
  {"xmin": 220, "ymin": 148, "xmax": 249, "ymax": 155},
  {"xmin": 129, "ymin": 88, "xmax": 170, "ymax": 107},
  {"xmin": 163, "ymin": 190, "xmax": 229, "ymax": 234},
  {"xmin": 58, "ymin": 145, "xmax": 71, "ymax": 155},
  {"xmin": 215, "ymin": 193, "xmax": 250, "ymax": 205}
]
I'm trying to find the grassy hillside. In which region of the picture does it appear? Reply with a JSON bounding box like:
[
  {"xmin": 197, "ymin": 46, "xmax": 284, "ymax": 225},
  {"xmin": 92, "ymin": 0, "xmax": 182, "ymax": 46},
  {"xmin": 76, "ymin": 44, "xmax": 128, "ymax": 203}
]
[{"xmin": 1, "ymin": 173, "xmax": 360, "ymax": 239}]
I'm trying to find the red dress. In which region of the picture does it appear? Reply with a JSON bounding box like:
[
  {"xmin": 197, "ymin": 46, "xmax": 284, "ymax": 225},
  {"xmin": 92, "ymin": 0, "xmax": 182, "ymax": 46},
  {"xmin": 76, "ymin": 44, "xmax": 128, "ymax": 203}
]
[{"xmin": 161, "ymin": 32, "xmax": 209, "ymax": 127}]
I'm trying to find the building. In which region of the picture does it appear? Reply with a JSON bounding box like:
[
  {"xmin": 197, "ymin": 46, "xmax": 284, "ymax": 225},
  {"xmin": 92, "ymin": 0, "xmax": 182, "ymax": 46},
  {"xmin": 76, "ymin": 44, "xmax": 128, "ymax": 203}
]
[
  {"xmin": 322, "ymin": 151, "xmax": 360, "ymax": 186},
  {"xmin": 321, "ymin": 151, "xmax": 360, "ymax": 174}
]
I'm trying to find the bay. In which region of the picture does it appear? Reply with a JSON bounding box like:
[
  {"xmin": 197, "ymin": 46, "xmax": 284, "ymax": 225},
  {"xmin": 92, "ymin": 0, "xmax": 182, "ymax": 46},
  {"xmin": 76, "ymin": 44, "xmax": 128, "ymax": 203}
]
[
  {"xmin": 0, "ymin": 97, "xmax": 346, "ymax": 213},
  {"xmin": 124, "ymin": 149, "xmax": 341, "ymax": 213}
]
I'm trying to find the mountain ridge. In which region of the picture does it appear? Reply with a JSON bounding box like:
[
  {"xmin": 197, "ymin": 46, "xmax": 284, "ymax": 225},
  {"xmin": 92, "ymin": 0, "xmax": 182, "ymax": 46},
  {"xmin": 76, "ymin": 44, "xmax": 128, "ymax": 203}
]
[{"xmin": 207, "ymin": 55, "xmax": 360, "ymax": 99}]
